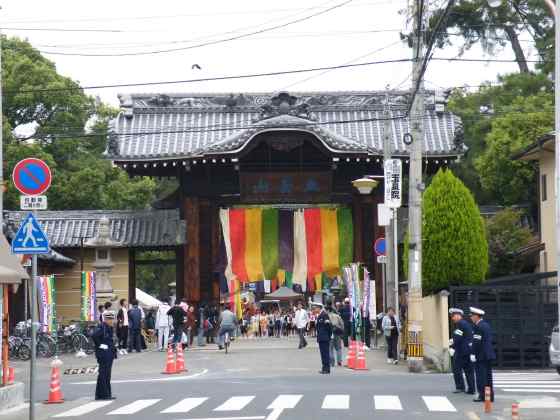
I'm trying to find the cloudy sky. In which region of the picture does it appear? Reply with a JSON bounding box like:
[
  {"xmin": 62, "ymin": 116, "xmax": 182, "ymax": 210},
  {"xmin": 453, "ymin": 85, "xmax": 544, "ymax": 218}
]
[{"xmin": 2, "ymin": 0, "xmax": 536, "ymax": 106}]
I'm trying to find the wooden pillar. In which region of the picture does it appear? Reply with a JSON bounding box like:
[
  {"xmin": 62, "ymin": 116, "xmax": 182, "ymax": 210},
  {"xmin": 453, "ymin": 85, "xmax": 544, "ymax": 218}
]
[
  {"xmin": 210, "ymin": 204, "xmax": 221, "ymax": 303},
  {"xmin": 175, "ymin": 246, "xmax": 185, "ymax": 301},
  {"xmin": 128, "ymin": 248, "xmax": 136, "ymax": 302},
  {"xmin": 184, "ymin": 197, "xmax": 201, "ymax": 302}
]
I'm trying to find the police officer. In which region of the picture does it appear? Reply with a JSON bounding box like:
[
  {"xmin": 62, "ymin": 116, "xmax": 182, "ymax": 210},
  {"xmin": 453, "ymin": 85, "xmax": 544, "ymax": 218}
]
[
  {"xmin": 317, "ymin": 302, "xmax": 333, "ymax": 374},
  {"xmin": 448, "ymin": 308, "xmax": 475, "ymax": 394},
  {"xmin": 469, "ymin": 307, "xmax": 496, "ymax": 402},
  {"xmin": 92, "ymin": 310, "xmax": 117, "ymax": 400}
]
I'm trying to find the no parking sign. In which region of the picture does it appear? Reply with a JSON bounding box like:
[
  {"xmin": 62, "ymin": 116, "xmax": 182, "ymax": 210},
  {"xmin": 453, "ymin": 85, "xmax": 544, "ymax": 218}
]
[{"xmin": 12, "ymin": 158, "xmax": 52, "ymax": 196}]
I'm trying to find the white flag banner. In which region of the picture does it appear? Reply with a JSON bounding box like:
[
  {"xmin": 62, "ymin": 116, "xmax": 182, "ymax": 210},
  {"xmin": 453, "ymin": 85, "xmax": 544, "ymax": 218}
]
[{"xmin": 384, "ymin": 159, "xmax": 402, "ymax": 208}]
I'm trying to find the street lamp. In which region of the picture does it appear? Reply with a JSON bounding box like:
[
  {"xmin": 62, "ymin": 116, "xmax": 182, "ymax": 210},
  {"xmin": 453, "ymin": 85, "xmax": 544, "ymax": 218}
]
[{"xmin": 352, "ymin": 177, "xmax": 379, "ymax": 195}]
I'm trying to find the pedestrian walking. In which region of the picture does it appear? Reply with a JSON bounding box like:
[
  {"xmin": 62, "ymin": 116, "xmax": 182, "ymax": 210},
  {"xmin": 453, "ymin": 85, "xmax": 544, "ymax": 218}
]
[
  {"xmin": 469, "ymin": 307, "xmax": 496, "ymax": 403},
  {"xmin": 448, "ymin": 308, "xmax": 475, "ymax": 395},
  {"xmin": 317, "ymin": 303, "xmax": 333, "ymax": 374},
  {"xmin": 127, "ymin": 299, "xmax": 143, "ymax": 353},
  {"xmin": 328, "ymin": 305, "xmax": 344, "ymax": 367},
  {"xmin": 294, "ymin": 301, "xmax": 309, "ymax": 349},
  {"xmin": 155, "ymin": 298, "xmax": 172, "ymax": 351},
  {"xmin": 116, "ymin": 299, "xmax": 129, "ymax": 355},
  {"xmin": 167, "ymin": 299, "xmax": 188, "ymax": 347},
  {"xmin": 92, "ymin": 310, "xmax": 117, "ymax": 400},
  {"xmin": 382, "ymin": 307, "xmax": 400, "ymax": 364},
  {"xmin": 340, "ymin": 298, "xmax": 352, "ymax": 347}
]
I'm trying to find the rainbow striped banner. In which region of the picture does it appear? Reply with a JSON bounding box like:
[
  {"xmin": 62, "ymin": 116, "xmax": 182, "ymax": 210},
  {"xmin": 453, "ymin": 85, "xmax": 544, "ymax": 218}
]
[
  {"xmin": 81, "ymin": 271, "xmax": 97, "ymax": 321},
  {"xmin": 219, "ymin": 207, "xmax": 353, "ymax": 293},
  {"xmin": 37, "ymin": 275, "xmax": 56, "ymax": 333}
]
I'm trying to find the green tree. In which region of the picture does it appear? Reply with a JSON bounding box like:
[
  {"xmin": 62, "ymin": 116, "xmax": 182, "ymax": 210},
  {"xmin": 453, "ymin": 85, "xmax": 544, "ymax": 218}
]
[
  {"xmin": 485, "ymin": 208, "xmax": 533, "ymax": 277},
  {"xmin": 403, "ymin": 169, "xmax": 488, "ymax": 295},
  {"xmin": 2, "ymin": 36, "xmax": 156, "ymax": 210}
]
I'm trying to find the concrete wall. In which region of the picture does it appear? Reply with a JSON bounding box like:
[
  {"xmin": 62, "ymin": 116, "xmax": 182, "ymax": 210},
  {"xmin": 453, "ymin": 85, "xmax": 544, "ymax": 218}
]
[
  {"xmin": 422, "ymin": 292, "xmax": 450, "ymax": 372},
  {"xmin": 540, "ymin": 152, "xmax": 556, "ymax": 272},
  {"xmin": 40, "ymin": 248, "xmax": 129, "ymax": 323}
]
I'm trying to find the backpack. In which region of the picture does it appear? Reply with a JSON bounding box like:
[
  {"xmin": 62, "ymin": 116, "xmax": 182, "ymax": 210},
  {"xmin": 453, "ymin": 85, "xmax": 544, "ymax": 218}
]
[{"xmin": 329, "ymin": 313, "xmax": 344, "ymax": 336}]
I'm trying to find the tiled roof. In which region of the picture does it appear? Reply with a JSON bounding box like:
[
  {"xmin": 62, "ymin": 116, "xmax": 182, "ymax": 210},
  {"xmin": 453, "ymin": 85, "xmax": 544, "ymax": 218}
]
[
  {"xmin": 106, "ymin": 91, "xmax": 464, "ymax": 161},
  {"xmin": 3, "ymin": 209, "xmax": 185, "ymax": 248}
]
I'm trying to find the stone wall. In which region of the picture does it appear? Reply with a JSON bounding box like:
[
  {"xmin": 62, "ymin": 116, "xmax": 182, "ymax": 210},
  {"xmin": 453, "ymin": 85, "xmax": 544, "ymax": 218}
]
[{"xmin": 422, "ymin": 291, "xmax": 450, "ymax": 372}]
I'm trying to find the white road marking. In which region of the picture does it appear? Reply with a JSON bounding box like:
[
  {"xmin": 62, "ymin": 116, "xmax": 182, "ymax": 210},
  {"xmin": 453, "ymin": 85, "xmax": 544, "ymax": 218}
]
[
  {"xmin": 495, "ymin": 384, "xmax": 560, "ymax": 387},
  {"xmin": 267, "ymin": 394, "xmax": 302, "ymax": 409},
  {"xmin": 180, "ymin": 417, "xmax": 264, "ymax": 420},
  {"xmin": 107, "ymin": 399, "xmax": 161, "ymax": 415},
  {"xmin": 71, "ymin": 369, "xmax": 208, "ymax": 385},
  {"xmin": 374, "ymin": 395, "xmax": 403, "ymax": 410},
  {"xmin": 213, "ymin": 396, "xmax": 255, "ymax": 411},
  {"xmin": 422, "ymin": 396, "xmax": 457, "ymax": 412},
  {"xmin": 53, "ymin": 401, "xmax": 113, "ymax": 417},
  {"xmin": 160, "ymin": 397, "xmax": 208, "ymax": 413},
  {"xmin": 321, "ymin": 394, "xmax": 350, "ymax": 410},
  {"xmin": 502, "ymin": 389, "xmax": 560, "ymax": 393}
]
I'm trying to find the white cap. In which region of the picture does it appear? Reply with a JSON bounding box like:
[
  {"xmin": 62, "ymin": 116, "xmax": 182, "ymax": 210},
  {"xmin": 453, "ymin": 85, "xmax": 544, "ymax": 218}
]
[
  {"xmin": 344, "ymin": 298, "xmax": 350, "ymax": 303},
  {"xmin": 469, "ymin": 307, "xmax": 485, "ymax": 316},
  {"xmin": 449, "ymin": 308, "xmax": 464, "ymax": 316}
]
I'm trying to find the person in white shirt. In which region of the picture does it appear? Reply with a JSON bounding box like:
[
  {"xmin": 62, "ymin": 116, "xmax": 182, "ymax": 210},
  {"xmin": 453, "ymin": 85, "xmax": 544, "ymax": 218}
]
[
  {"xmin": 294, "ymin": 301, "xmax": 310, "ymax": 349},
  {"xmin": 155, "ymin": 298, "xmax": 172, "ymax": 351}
]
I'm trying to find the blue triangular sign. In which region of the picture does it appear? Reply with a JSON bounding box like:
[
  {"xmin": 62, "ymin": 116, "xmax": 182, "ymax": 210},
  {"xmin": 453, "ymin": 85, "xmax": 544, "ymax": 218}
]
[{"xmin": 11, "ymin": 213, "xmax": 50, "ymax": 254}]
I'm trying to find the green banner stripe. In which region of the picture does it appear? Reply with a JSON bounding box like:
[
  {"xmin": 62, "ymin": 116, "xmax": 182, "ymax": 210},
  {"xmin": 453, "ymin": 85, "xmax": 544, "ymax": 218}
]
[
  {"xmin": 262, "ymin": 208, "xmax": 279, "ymax": 280},
  {"xmin": 338, "ymin": 207, "xmax": 354, "ymax": 268}
]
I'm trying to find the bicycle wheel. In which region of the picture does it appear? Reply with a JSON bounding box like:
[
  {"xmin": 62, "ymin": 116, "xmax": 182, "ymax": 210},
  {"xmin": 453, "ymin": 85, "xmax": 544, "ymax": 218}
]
[
  {"xmin": 37, "ymin": 340, "xmax": 51, "ymax": 358},
  {"xmin": 18, "ymin": 344, "xmax": 32, "ymax": 361},
  {"xmin": 72, "ymin": 334, "xmax": 88, "ymax": 353},
  {"xmin": 85, "ymin": 336, "xmax": 95, "ymax": 354}
]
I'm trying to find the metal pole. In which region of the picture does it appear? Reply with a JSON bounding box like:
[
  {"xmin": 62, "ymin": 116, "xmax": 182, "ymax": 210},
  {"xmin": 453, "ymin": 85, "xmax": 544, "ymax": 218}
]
[
  {"xmin": 393, "ymin": 208, "xmax": 399, "ymax": 317},
  {"xmin": 553, "ymin": 0, "xmax": 560, "ymax": 348},
  {"xmin": 29, "ymin": 254, "xmax": 37, "ymax": 420},
  {"xmin": 407, "ymin": 0, "xmax": 425, "ymax": 373},
  {"xmin": 0, "ymin": 28, "xmax": 4, "ymax": 223},
  {"xmin": 383, "ymin": 94, "xmax": 396, "ymax": 311},
  {"xmin": 381, "ymin": 262, "xmax": 386, "ymax": 311}
]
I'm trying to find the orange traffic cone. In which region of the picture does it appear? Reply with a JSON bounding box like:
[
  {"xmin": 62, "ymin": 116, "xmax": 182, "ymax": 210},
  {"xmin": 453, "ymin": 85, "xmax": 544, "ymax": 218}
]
[
  {"xmin": 353, "ymin": 342, "xmax": 368, "ymax": 370},
  {"xmin": 44, "ymin": 359, "xmax": 64, "ymax": 404},
  {"xmin": 175, "ymin": 344, "xmax": 187, "ymax": 373},
  {"xmin": 484, "ymin": 386, "xmax": 493, "ymax": 413},
  {"xmin": 7, "ymin": 367, "xmax": 15, "ymax": 385},
  {"xmin": 511, "ymin": 403, "xmax": 520, "ymax": 420},
  {"xmin": 346, "ymin": 340, "xmax": 356, "ymax": 369},
  {"xmin": 162, "ymin": 344, "xmax": 177, "ymax": 374}
]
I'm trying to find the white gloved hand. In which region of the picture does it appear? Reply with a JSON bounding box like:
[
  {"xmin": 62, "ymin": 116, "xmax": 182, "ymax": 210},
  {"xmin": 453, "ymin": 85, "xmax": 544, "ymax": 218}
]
[
  {"xmin": 449, "ymin": 348, "xmax": 455, "ymax": 357},
  {"xmin": 449, "ymin": 338, "xmax": 454, "ymax": 347},
  {"xmin": 99, "ymin": 344, "xmax": 108, "ymax": 350},
  {"xmin": 470, "ymin": 354, "xmax": 476, "ymax": 363}
]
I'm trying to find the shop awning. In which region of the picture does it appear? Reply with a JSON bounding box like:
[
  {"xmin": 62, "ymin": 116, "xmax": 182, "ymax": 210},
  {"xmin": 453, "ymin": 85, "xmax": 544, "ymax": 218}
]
[{"xmin": 0, "ymin": 233, "xmax": 28, "ymax": 285}]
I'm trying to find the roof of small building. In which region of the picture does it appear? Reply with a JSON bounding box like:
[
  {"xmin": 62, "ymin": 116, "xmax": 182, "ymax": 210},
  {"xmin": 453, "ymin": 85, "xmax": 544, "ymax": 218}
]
[
  {"xmin": 106, "ymin": 91, "xmax": 465, "ymax": 161},
  {"xmin": 3, "ymin": 209, "xmax": 185, "ymax": 249},
  {"xmin": 513, "ymin": 131, "xmax": 555, "ymax": 161}
]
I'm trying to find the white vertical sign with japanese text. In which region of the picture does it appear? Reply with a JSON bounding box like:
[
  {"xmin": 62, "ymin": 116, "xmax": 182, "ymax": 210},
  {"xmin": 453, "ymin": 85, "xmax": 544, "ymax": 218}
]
[{"xmin": 384, "ymin": 159, "xmax": 402, "ymax": 208}]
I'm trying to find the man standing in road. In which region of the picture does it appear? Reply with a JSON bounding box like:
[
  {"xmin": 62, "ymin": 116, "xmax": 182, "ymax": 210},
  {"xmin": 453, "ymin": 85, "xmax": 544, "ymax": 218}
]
[
  {"xmin": 127, "ymin": 299, "xmax": 143, "ymax": 353},
  {"xmin": 317, "ymin": 303, "xmax": 332, "ymax": 374},
  {"xmin": 294, "ymin": 301, "xmax": 309, "ymax": 349},
  {"xmin": 167, "ymin": 299, "xmax": 188, "ymax": 347},
  {"xmin": 116, "ymin": 299, "xmax": 129, "ymax": 355},
  {"xmin": 340, "ymin": 298, "xmax": 352, "ymax": 347},
  {"xmin": 470, "ymin": 307, "xmax": 496, "ymax": 403},
  {"xmin": 92, "ymin": 310, "xmax": 117, "ymax": 400},
  {"xmin": 448, "ymin": 308, "xmax": 475, "ymax": 395}
]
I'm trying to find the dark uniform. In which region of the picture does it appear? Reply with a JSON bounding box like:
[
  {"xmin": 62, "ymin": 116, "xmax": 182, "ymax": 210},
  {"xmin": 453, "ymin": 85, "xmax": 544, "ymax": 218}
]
[
  {"xmin": 450, "ymin": 318, "xmax": 475, "ymax": 393},
  {"xmin": 316, "ymin": 308, "xmax": 332, "ymax": 374},
  {"xmin": 471, "ymin": 318, "xmax": 496, "ymax": 401},
  {"xmin": 92, "ymin": 318, "xmax": 117, "ymax": 400}
]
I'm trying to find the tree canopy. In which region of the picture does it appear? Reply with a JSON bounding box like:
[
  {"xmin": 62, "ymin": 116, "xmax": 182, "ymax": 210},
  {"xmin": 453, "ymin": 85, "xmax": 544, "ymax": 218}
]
[
  {"xmin": 2, "ymin": 36, "xmax": 156, "ymax": 211},
  {"xmin": 404, "ymin": 169, "xmax": 488, "ymax": 295}
]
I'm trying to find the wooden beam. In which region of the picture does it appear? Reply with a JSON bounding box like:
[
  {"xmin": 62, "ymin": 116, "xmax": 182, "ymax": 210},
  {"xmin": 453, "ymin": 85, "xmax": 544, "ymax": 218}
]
[{"xmin": 184, "ymin": 197, "xmax": 201, "ymax": 302}]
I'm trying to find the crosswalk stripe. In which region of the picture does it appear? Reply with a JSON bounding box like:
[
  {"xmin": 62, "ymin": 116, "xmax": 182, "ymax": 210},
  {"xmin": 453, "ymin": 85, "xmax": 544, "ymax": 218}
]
[
  {"xmin": 53, "ymin": 401, "xmax": 114, "ymax": 417},
  {"xmin": 422, "ymin": 396, "xmax": 457, "ymax": 412},
  {"xmin": 502, "ymin": 389, "xmax": 560, "ymax": 393},
  {"xmin": 495, "ymin": 382, "xmax": 560, "ymax": 385},
  {"xmin": 107, "ymin": 399, "xmax": 161, "ymax": 415},
  {"xmin": 321, "ymin": 395, "xmax": 350, "ymax": 410},
  {"xmin": 267, "ymin": 394, "xmax": 302, "ymax": 409},
  {"xmin": 374, "ymin": 395, "xmax": 403, "ymax": 410},
  {"xmin": 213, "ymin": 396, "xmax": 255, "ymax": 411},
  {"xmin": 495, "ymin": 384, "xmax": 560, "ymax": 387},
  {"xmin": 160, "ymin": 397, "xmax": 208, "ymax": 413}
]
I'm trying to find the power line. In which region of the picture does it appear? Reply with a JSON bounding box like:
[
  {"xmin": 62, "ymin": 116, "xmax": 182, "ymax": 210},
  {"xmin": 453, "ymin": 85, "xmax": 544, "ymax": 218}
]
[{"xmin": 30, "ymin": 0, "xmax": 355, "ymax": 57}]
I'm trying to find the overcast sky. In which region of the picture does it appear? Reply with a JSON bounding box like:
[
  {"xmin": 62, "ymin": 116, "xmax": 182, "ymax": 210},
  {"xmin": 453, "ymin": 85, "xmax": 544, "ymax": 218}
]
[{"xmin": 2, "ymin": 0, "xmax": 536, "ymax": 106}]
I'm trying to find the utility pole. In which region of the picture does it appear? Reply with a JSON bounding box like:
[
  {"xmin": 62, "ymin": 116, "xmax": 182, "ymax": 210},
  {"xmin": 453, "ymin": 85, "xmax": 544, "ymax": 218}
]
[
  {"xmin": 407, "ymin": 0, "xmax": 425, "ymax": 373},
  {"xmin": 383, "ymin": 92, "xmax": 396, "ymax": 311}
]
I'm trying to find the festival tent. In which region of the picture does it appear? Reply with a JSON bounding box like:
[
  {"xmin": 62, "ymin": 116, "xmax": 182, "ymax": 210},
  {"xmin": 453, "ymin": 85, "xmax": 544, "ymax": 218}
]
[
  {"xmin": 135, "ymin": 288, "xmax": 162, "ymax": 309},
  {"xmin": 264, "ymin": 286, "xmax": 302, "ymax": 301}
]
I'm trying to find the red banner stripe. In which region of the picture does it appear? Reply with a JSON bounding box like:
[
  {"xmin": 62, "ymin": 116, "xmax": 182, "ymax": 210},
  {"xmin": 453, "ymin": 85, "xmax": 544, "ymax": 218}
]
[
  {"xmin": 229, "ymin": 209, "xmax": 249, "ymax": 282},
  {"xmin": 304, "ymin": 208, "xmax": 323, "ymax": 282}
]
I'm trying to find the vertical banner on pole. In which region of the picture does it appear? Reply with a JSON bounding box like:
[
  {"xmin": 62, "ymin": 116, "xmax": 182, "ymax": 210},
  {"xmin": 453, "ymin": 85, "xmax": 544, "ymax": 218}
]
[
  {"xmin": 37, "ymin": 275, "xmax": 57, "ymax": 333},
  {"xmin": 81, "ymin": 271, "xmax": 97, "ymax": 322},
  {"xmin": 369, "ymin": 280, "xmax": 376, "ymax": 321}
]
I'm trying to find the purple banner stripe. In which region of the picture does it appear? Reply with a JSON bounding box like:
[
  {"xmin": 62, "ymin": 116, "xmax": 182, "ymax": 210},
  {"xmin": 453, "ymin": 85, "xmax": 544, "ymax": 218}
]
[{"xmin": 278, "ymin": 210, "xmax": 294, "ymax": 271}]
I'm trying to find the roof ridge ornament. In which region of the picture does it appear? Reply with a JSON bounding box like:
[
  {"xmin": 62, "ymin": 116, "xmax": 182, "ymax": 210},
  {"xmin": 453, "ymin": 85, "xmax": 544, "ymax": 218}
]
[{"xmin": 259, "ymin": 91, "xmax": 316, "ymax": 121}]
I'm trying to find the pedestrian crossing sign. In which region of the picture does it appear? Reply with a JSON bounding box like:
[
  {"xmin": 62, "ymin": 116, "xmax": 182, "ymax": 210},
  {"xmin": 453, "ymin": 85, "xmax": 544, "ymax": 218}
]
[{"xmin": 11, "ymin": 213, "xmax": 50, "ymax": 254}]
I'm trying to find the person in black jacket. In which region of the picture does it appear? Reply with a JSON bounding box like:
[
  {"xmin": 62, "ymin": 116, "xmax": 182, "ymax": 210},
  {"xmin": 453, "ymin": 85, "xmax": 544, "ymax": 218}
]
[
  {"xmin": 92, "ymin": 310, "xmax": 117, "ymax": 400},
  {"xmin": 167, "ymin": 299, "xmax": 188, "ymax": 347},
  {"xmin": 340, "ymin": 298, "xmax": 352, "ymax": 347},
  {"xmin": 470, "ymin": 307, "xmax": 496, "ymax": 403},
  {"xmin": 127, "ymin": 300, "xmax": 143, "ymax": 353},
  {"xmin": 317, "ymin": 303, "xmax": 333, "ymax": 374},
  {"xmin": 449, "ymin": 308, "xmax": 475, "ymax": 395}
]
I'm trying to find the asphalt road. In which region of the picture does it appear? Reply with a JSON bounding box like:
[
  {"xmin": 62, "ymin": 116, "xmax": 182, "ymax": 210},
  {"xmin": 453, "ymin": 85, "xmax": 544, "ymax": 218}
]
[{"xmin": 3, "ymin": 337, "xmax": 560, "ymax": 420}]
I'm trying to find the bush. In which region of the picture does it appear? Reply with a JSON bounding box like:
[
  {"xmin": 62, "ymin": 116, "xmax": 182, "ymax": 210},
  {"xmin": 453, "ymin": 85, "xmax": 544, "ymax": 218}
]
[{"xmin": 403, "ymin": 169, "xmax": 488, "ymax": 295}]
